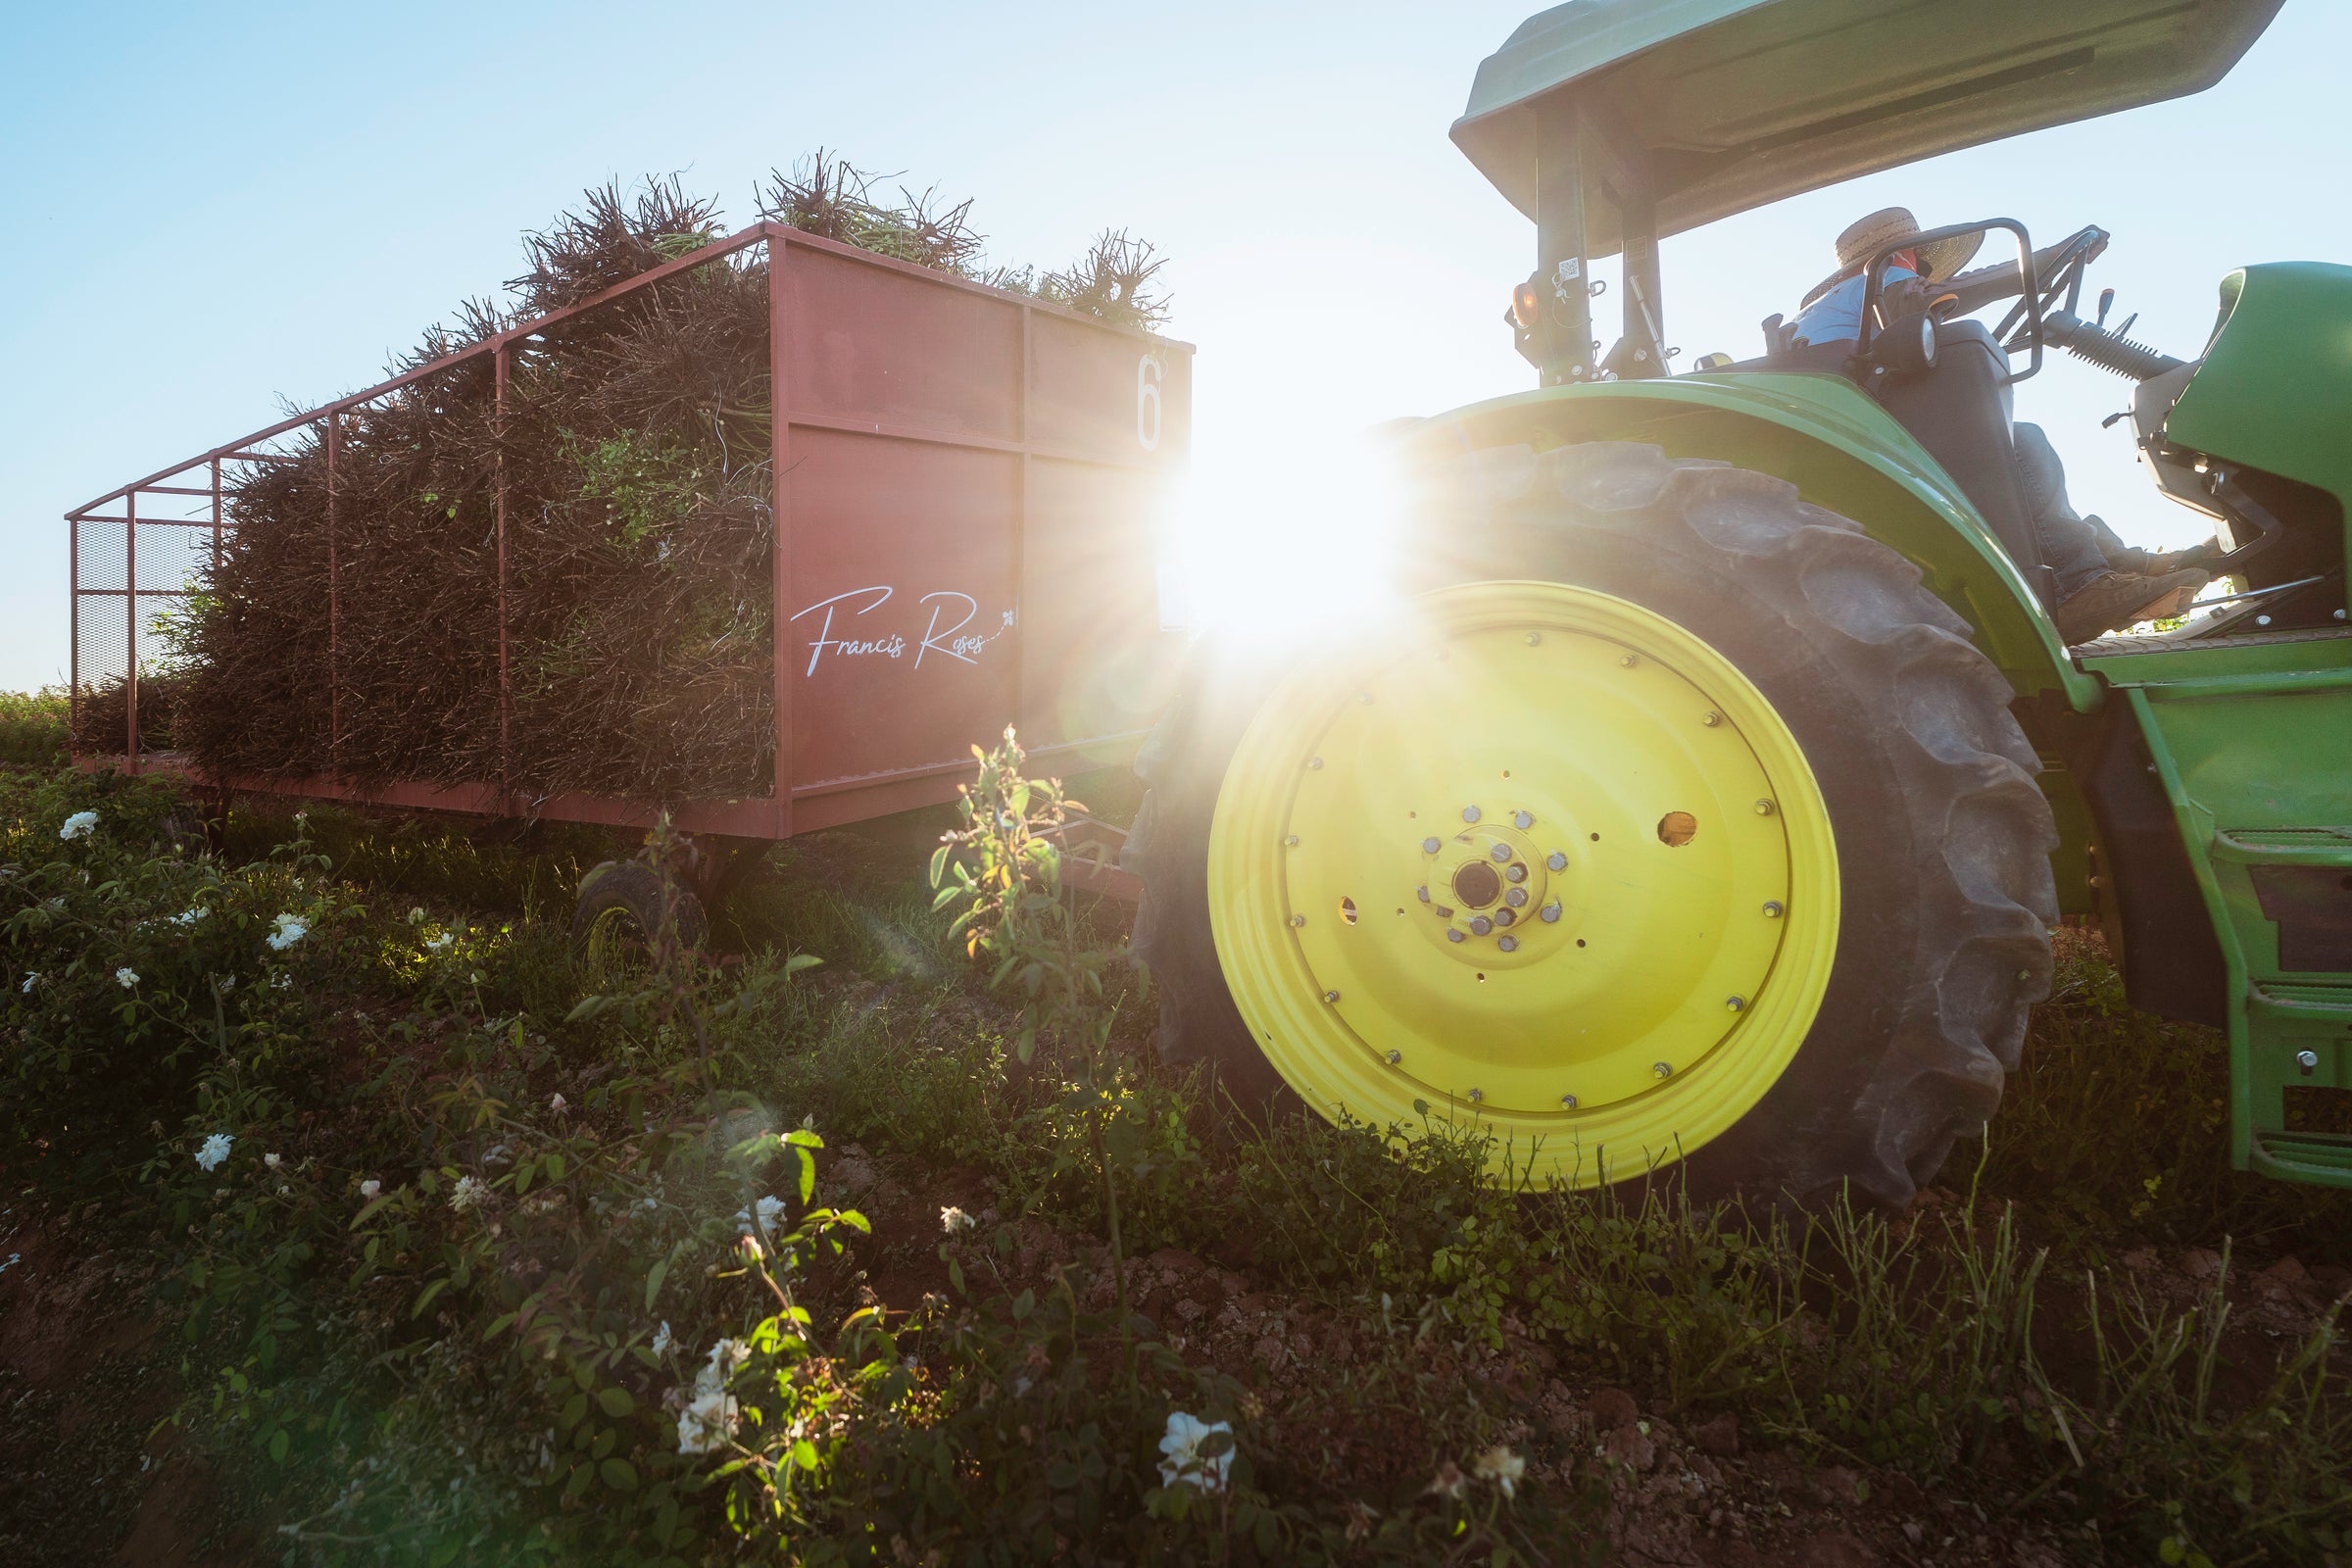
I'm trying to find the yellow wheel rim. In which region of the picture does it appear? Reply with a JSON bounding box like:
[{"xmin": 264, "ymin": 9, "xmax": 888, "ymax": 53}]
[{"xmin": 1206, "ymin": 581, "xmax": 1840, "ymax": 1186}]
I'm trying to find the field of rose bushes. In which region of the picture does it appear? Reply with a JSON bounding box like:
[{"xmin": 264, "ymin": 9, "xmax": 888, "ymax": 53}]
[{"xmin": 3, "ymin": 690, "xmax": 2350, "ymax": 1567}]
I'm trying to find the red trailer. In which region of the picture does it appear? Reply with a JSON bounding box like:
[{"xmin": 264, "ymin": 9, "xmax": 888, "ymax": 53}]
[{"xmin": 66, "ymin": 222, "xmax": 1192, "ymax": 903}]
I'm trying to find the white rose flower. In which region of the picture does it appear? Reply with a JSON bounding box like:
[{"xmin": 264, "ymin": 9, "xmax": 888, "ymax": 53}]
[
  {"xmin": 266, "ymin": 913, "xmax": 308, "ymax": 952},
  {"xmin": 735, "ymin": 1195, "xmax": 787, "ymax": 1237},
  {"xmin": 360, "ymin": 1179, "xmax": 381, "ymax": 1200},
  {"xmin": 940, "ymin": 1205, "xmax": 977, "ymax": 1235},
  {"xmin": 675, "ymin": 1338, "xmax": 752, "ymax": 1454},
  {"xmin": 194, "ymin": 1133, "xmax": 233, "ymax": 1171},
  {"xmin": 59, "ymin": 811, "xmax": 98, "ymax": 841},
  {"xmin": 1474, "ymin": 1444, "xmax": 1526, "ymax": 1499},
  {"xmin": 115, "ymin": 967, "xmax": 140, "ymax": 989},
  {"xmin": 549, "ymin": 1093, "xmax": 567, "ymax": 1115},
  {"xmin": 650, "ymin": 1321, "xmax": 673, "ymax": 1356},
  {"xmin": 674, "ymin": 1390, "xmax": 739, "ymax": 1455},
  {"xmin": 20, "ymin": 973, "xmax": 36, "ymax": 993},
  {"xmin": 1157, "ymin": 1411, "xmax": 1234, "ymax": 1494},
  {"xmin": 449, "ymin": 1175, "xmax": 487, "ymax": 1213},
  {"xmin": 170, "ymin": 906, "xmax": 210, "ymax": 927},
  {"xmin": 264, "ymin": 1152, "xmax": 281, "ymax": 1169}
]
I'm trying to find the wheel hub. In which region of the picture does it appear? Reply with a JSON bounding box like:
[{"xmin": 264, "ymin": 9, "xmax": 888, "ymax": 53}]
[
  {"xmin": 1422, "ymin": 811, "xmax": 1561, "ymax": 951},
  {"xmin": 1207, "ymin": 581, "xmax": 1840, "ymax": 1183}
]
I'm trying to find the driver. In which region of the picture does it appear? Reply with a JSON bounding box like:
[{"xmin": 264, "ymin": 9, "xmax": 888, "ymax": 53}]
[{"xmin": 1790, "ymin": 208, "xmax": 2215, "ymax": 642}]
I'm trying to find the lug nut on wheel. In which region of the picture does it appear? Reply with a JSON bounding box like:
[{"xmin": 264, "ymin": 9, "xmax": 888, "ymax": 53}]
[
  {"xmin": 1497, "ymin": 935, "xmax": 1519, "ymax": 952},
  {"xmin": 1546, "ymin": 851, "xmax": 1567, "ymax": 871},
  {"xmin": 1539, "ymin": 902, "xmax": 1561, "ymax": 922},
  {"xmin": 1469, "ymin": 916, "xmax": 1492, "ymax": 936}
]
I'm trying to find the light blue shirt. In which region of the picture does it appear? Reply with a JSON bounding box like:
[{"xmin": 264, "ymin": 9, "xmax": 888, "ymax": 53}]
[{"xmin": 1792, "ymin": 264, "xmax": 1916, "ymax": 348}]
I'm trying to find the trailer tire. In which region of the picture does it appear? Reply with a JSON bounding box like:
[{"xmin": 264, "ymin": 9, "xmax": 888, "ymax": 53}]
[
  {"xmin": 1129, "ymin": 441, "xmax": 2058, "ymax": 1208},
  {"xmin": 571, "ymin": 859, "xmax": 707, "ymax": 984}
]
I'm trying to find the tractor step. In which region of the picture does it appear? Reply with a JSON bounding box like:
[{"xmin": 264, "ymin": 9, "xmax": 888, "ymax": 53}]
[
  {"xmin": 2211, "ymin": 826, "xmax": 2352, "ymax": 867},
  {"xmin": 2250, "ymin": 981, "xmax": 2352, "ymax": 1024},
  {"xmin": 2250, "ymin": 1130, "xmax": 2352, "ymax": 1187}
]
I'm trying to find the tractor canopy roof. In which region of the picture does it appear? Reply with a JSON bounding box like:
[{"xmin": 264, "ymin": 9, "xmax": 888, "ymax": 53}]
[{"xmin": 1453, "ymin": 0, "xmax": 2281, "ymax": 258}]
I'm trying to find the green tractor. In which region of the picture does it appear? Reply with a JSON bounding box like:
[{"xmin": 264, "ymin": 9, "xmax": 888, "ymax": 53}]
[{"xmin": 1127, "ymin": 0, "xmax": 2351, "ymax": 1206}]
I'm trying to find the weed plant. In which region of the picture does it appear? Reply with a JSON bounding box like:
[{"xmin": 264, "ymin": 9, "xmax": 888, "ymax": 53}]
[{"xmin": 0, "ymin": 687, "xmax": 70, "ymax": 768}]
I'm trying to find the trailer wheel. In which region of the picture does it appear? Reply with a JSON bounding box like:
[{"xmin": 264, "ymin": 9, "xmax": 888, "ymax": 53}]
[
  {"xmin": 1129, "ymin": 442, "xmax": 2058, "ymax": 1207},
  {"xmin": 571, "ymin": 859, "xmax": 707, "ymax": 987}
]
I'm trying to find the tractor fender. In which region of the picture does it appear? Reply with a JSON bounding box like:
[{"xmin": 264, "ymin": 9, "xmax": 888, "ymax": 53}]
[{"xmin": 1404, "ymin": 373, "xmax": 2102, "ymax": 712}]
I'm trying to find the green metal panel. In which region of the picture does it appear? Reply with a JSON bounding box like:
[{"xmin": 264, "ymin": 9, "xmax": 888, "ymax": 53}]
[
  {"xmin": 1422, "ymin": 372, "xmax": 2097, "ymax": 707},
  {"xmin": 2167, "ymin": 262, "xmax": 2352, "ymax": 583},
  {"xmin": 2078, "ymin": 644, "xmax": 2352, "ymax": 1189},
  {"xmin": 1454, "ymin": 0, "xmax": 2281, "ymax": 256}
]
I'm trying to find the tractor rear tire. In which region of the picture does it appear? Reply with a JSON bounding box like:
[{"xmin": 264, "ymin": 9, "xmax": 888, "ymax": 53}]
[
  {"xmin": 1126, "ymin": 441, "xmax": 2058, "ymax": 1207},
  {"xmin": 571, "ymin": 859, "xmax": 707, "ymax": 986}
]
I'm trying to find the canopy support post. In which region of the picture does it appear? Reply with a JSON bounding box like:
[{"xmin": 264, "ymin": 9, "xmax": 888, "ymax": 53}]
[
  {"xmin": 1533, "ymin": 94, "xmax": 1592, "ymax": 388},
  {"xmin": 1619, "ymin": 192, "xmax": 1666, "ymax": 377}
]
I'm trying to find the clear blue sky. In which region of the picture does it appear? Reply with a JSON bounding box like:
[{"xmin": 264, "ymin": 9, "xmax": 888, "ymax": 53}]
[{"xmin": 4, "ymin": 2, "xmax": 2346, "ymax": 690}]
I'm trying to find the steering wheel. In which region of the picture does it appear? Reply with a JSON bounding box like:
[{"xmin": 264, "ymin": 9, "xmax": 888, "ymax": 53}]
[{"xmin": 1994, "ymin": 225, "xmax": 2108, "ymax": 348}]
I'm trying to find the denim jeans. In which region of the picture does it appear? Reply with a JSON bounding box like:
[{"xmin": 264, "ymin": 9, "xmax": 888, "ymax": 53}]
[{"xmin": 2013, "ymin": 421, "xmax": 2137, "ymax": 599}]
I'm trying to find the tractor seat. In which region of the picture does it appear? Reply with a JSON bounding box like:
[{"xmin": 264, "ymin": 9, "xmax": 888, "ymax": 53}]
[{"xmin": 1708, "ymin": 319, "xmax": 2057, "ymax": 610}]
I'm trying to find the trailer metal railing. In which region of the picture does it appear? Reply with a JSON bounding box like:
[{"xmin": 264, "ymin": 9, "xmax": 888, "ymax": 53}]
[{"xmin": 67, "ymin": 222, "xmax": 1192, "ymax": 845}]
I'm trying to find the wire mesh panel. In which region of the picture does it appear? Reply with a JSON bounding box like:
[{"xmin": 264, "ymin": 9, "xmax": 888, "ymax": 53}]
[
  {"xmin": 135, "ymin": 519, "xmax": 213, "ymax": 593},
  {"xmin": 69, "ymin": 508, "xmax": 215, "ymax": 757},
  {"xmin": 72, "ymin": 516, "xmax": 131, "ymax": 755}
]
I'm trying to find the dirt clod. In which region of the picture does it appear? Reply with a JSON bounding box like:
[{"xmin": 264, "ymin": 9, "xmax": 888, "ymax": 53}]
[
  {"xmin": 1691, "ymin": 1413, "xmax": 1740, "ymax": 1456},
  {"xmin": 1589, "ymin": 1387, "xmax": 1641, "ymax": 1431}
]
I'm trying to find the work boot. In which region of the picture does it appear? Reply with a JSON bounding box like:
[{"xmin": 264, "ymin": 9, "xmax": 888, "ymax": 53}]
[
  {"xmin": 2141, "ymin": 538, "xmax": 2221, "ymax": 576},
  {"xmin": 2055, "ymin": 568, "xmax": 2210, "ymax": 643}
]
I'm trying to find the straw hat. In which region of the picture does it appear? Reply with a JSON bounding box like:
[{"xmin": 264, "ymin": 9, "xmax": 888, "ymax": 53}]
[{"xmin": 1803, "ymin": 207, "xmax": 1984, "ymax": 306}]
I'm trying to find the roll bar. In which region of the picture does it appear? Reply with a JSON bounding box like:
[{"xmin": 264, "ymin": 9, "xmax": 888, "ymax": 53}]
[{"xmin": 1853, "ymin": 219, "xmax": 2044, "ymax": 385}]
